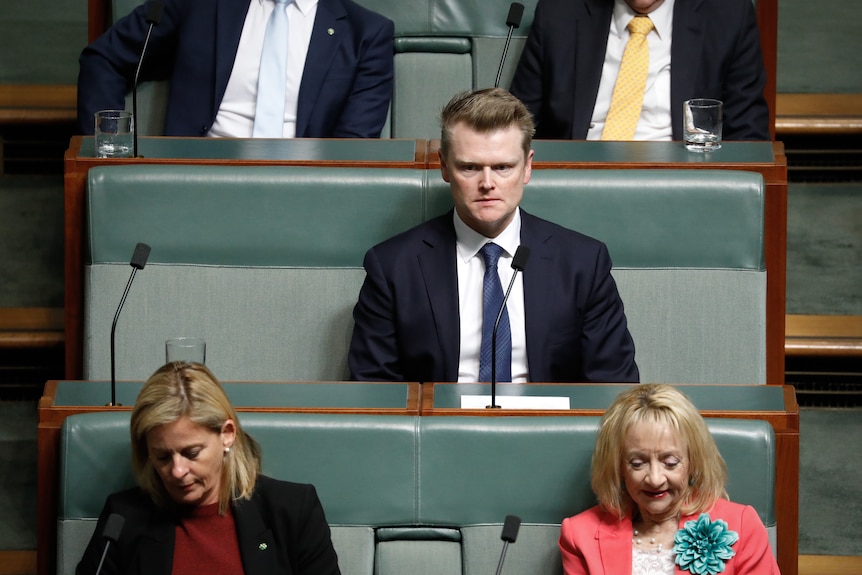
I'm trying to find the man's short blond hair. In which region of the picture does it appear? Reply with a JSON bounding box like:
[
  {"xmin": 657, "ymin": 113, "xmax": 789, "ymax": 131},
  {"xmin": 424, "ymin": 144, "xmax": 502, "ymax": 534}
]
[{"xmin": 439, "ymin": 88, "xmax": 535, "ymax": 159}]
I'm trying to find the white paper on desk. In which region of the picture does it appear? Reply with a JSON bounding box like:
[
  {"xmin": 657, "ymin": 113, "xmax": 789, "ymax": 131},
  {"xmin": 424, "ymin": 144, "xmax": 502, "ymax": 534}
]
[{"xmin": 460, "ymin": 395, "xmax": 571, "ymax": 410}]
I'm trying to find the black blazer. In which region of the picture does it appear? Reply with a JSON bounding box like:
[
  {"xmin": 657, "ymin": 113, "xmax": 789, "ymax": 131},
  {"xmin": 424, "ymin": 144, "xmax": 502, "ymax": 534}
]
[
  {"xmin": 76, "ymin": 476, "xmax": 341, "ymax": 575},
  {"xmin": 348, "ymin": 210, "xmax": 639, "ymax": 383},
  {"xmin": 510, "ymin": 0, "xmax": 770, "ymax": 140}
]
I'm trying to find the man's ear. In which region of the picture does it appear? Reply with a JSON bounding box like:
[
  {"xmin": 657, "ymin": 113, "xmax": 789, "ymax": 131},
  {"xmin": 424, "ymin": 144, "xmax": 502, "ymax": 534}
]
[
  {"xmin": 438, "ymin": 149, "xmax": 452, "ymax": 183},
  {"xmin": 523, "ymin": 148, "xmax": 534, "ymax": 185}
]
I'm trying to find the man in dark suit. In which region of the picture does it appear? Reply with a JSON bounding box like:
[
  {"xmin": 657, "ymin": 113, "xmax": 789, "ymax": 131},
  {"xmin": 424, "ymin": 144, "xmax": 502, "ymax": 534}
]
[
  {"xmin": 348, "ymin": 88, "xmax": 638, "ymax": 383},
  {"xmin": 77, "ymin": 0, "xmax": 393, "ymax": 138},
  {"xmin": 509, "ymin": 0, "xmax": 770, "ymax": 141}
]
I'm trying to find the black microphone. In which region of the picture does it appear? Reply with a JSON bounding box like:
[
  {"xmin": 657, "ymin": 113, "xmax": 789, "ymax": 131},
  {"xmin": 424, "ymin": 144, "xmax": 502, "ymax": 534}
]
[
  {"xmin": 94, "ymin": 513, "xmax": 125, "ymax": 575},
  {"xmin": 488, "ymin": 245, "xmax": 531, "ymax": 409},
  {"xmin": 132, "ymin": 0, "xmax": 164, "ymax": 157},
  {"xmin": 494, "ymin": 3, "xmax": 525, "ymax": 88},
  {"xmin": 494, "ymin": 514, "xmax": 521, "ymax": 575},
  {"xmin": 109, "ymin": 242, "xmax": 151, "ymax": 406}
]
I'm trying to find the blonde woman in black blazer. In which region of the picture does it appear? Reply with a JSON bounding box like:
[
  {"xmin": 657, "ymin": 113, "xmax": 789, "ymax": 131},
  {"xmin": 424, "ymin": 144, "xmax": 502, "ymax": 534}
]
[{"xmin": 76, "ymin": 362, "xmax": 340, "ymax": 575}]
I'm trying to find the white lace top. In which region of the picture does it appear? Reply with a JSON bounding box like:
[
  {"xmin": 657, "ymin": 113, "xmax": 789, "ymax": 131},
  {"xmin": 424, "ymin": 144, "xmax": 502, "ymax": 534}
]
[{"xmin": 632, "ymin": 547, "xmax": 676, "ymax": 575}]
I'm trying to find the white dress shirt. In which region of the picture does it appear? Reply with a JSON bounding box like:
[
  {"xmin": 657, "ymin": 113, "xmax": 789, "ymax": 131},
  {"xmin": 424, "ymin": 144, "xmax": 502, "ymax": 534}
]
[
  {"xmin": 588, "ymin": 0, "xmax": 674, "ymax": 141},
  {"xmin": 209, "ymin": 0, "xmax": 318, "ymax": 138},
  {"xmin": 454, "ymin": 209, "xmax": 529, "ymax": 383}
]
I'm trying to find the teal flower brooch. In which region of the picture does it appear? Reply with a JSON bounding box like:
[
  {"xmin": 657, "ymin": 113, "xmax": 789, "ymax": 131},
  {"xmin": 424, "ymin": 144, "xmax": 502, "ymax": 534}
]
[{"xmin": 673, "ymin": 513, "xmax": 739, "ymax": 575}]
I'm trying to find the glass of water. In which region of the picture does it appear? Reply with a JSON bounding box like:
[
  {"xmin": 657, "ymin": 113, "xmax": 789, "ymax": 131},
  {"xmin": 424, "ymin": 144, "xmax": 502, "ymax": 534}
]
[
  {"xmin": 165, "ymin": 337, "xmax": 207, "ymax": 364},
  {"xmin": 683, "ymin": 99, "xmax": 722, "ymax": 152},
  {"xmin": 94, "ymin": 110, "xmax": 134, "ymax": 158}
]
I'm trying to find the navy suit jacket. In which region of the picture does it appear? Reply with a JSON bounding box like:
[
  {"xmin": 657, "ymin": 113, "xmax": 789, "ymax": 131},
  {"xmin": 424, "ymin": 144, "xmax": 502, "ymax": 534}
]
[
  {"xmin": 349, "ymin": 210, "xmax": 639, "ymax": 383},
  {"xmin": 510, "ymin": 0, "xmax": 770, "ymax": 141},
  {"xmin": 76, "ymin": 476, "xmax": 340, "ymax": 575},
  {"xmin": 77, "ymin": 0, "xmax": 394, "ymax": 138}
]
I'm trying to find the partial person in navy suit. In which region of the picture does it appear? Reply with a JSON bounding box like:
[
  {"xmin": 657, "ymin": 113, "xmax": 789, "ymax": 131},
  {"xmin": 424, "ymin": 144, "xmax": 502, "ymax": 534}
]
[
  {"xmin": 348, "ymin": 88, "xmax": 639, "ymax": 383},
  {"xmin": 509, "ymin": 0, "xmax": 770, "ymax": 141},
  {"xmin": 77, "ymin": 0, "xmax": 394, "ymax": 138}
]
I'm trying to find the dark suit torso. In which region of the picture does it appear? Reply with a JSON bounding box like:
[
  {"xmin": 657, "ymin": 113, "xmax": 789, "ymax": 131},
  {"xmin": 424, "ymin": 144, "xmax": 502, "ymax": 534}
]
[
  {"xmin": 509, "ymin": 0, "xmax": 770, "ymax": 140},
  {"xmin": 348, "ymin": 210, "xmax": 639, "ymax": 383},
  {"xmin": 77, "ymin": 0, "xmax": 394, "ymax": 138},
  {"xmin": 76, "ymin": 476, "xmax": 341, "ymax": 575}
]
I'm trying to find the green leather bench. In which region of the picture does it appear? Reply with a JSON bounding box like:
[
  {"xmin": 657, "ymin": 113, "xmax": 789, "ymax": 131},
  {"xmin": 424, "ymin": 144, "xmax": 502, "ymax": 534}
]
[
  {"xmin": 57, "ymin": 411, "xmax": 776, "ymax": 575},
  {"xmin": 84, "ymin": 164, "xmax": 766, "ymax": 384},
  {"xmin": 84, "ymin": 164, "xmax": 765, "ymax": 384}
]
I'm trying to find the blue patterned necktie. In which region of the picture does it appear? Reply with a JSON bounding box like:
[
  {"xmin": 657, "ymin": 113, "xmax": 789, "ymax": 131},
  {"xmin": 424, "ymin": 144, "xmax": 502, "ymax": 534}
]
[
  {"xmin": 253, "ymin": 0, "xmax": 292, "ymax": 137},
  {"xmin": 479, "ymin": 243, "xmax": 512, "ymax": 382}
]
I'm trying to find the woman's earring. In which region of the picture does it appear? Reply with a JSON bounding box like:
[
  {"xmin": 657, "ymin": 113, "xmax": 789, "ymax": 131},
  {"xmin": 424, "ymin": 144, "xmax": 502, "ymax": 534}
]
[{"xmin": 224, "ymin": 446, "xmax": 231, "ymax": 454}]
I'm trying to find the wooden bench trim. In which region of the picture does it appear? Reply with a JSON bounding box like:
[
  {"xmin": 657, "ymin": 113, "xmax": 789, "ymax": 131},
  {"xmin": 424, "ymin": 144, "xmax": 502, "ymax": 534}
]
[
  {"xmin": 785, "ymin": 314, "xmax": 862, "ymax": 357},
  {"xmin": 776, "ymin": 93, "xmax": 862, "ymax": 135},
  {"xmin": 0, "ymin": 551, "xmax": 36, "ymax": 575},
  {"xmin": 0, "ymin": 85, "xmax": 77, "ymax": 124},
  {"xmin": 0, "ymin": 307, "xmax": 65, "ymax": 349}
]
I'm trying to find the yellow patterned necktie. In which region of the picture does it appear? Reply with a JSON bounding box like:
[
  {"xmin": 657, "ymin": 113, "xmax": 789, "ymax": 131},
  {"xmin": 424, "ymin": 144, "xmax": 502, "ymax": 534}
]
[{"xmin": 601, "ymin": 16, "xmax": 654, "ymax": 140}]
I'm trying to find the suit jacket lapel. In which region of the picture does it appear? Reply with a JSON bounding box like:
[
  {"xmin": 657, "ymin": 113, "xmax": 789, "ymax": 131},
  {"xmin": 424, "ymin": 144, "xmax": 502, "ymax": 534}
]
[
  {"xmin": 215, "ymin": 0, "xmax": 252, "ymax": 115},
  {"xmin": 136, "ymin": 513, "xmax": 176, "ymax": 575},
  {"xmin": 597, "ymin": 511, "xmax": 636, "ymax": 575},
  {"xmin": 296, "ymin": 0, "xmax": 346, "ymax": 137},
  {"xmin": 417, "ymin": 214, "xmax": 460, "ymax": 382},
  {"xmin": 234, "ymin": 497, "xmax": 285, "ymax": 575},
  {"xmin": 670, "ymin": 0, "xmax": 705, "ymax": 139},
  {"xmin": 520, "ymin": 212, "xmax": 555, "ymax": 382},
  {"xmin": 573, "ymin": 0, "xmax": 614, "ymax": 138}
]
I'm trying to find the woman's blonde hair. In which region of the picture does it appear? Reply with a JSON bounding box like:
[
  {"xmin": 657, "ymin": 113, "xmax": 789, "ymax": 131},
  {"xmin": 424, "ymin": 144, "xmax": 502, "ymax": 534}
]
[
  {"xmin": 130, "ymin": 361, "xmax": 260, "ymax": 513},
  {"xmin": 591, "ymin": 384, "xmax": 728, "ymax": 519}
]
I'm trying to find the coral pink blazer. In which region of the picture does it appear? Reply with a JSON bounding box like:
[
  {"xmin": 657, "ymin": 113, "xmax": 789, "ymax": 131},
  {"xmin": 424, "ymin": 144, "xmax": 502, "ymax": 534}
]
[{"xmin": 559, "ymin": 499, "xmax": 781, "ymax": 574}]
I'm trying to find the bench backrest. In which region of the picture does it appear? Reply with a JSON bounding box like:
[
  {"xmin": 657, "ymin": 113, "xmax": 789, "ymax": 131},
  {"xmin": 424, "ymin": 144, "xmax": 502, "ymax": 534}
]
[
  {"xmin": 58, "ymin": 411, "xmax": 776, "ymax": 575},
  {"xmin": 84, "ymin": 165, "xmax": 766, "ymax": 384}
]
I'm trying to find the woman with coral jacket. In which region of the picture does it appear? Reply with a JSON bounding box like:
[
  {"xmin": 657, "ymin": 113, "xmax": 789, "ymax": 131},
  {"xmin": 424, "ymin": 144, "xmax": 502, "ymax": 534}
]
[{"xmin": 559, "ymin": 384, "xmax": 780, "ymax": 575}]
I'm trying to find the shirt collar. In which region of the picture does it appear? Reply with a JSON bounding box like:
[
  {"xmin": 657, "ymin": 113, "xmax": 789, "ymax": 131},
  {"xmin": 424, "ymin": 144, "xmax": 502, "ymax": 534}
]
[
  {"xmin": 257, "ymin": 0, "xmax": 318, "ymax": 15},
  {"xmin": 453, "ymin": 208, "xmax": 522, "ymax": 263},
  {"xmin": 612, "ymin": 0, "xmax": 674, "ymax": 41}
]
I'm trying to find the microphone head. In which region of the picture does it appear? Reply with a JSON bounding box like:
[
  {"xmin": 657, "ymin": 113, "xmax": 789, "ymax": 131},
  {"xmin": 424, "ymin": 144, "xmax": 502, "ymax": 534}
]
[
  {"xmin": 146, "ymin": 0, "xmax": 164, "ymax": 25},
  {"xmin": 506, "ymin": 3, "xmax": 525, "ymax": 28},
  {"xmin": 511, "ymin": 245, "xmax": 531, "ymax": 271},
  {"xmin": 130, "ymin": 242, "xmax": 151, "ymax": 270},
  {"xmin": 501, "ymin": 515, "xmax": 521, "ymax": 543},
  {"xmin": 103, "ymin": 513, "xmax": 125, "ymax": 543}
]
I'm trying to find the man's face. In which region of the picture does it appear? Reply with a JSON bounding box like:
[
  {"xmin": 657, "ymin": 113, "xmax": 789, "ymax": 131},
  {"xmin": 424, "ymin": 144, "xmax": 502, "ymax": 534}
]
[
  {"xmin": 439, "ymin": 122, "xmax": 533, "ymax": 238},
  {"xmin": 624, "ymin": 0, "xmax": 665, "ymax": 14}
]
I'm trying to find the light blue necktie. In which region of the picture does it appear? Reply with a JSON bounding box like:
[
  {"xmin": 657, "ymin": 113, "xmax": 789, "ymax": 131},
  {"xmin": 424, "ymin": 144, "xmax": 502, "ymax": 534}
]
[
  {"xmin": 478, "ymin": 243, "xmax": 512, "ymax": 383},
  {"xmin": 253, "ymin": 0, "xmax": 291, "ymax": 137}
]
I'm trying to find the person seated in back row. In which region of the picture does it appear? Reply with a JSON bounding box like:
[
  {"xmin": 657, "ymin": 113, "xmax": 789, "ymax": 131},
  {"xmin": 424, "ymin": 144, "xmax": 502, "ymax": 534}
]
[
  {"xmin": 348, "ymin": 87, "xmax": 639, "ymax": 383},
  {"xmin": 76, "ymin": 361, "xmax": 341, "ymax": 575},
  {"xmin": 510, "ymin": 0, "xmax": 770, "ymax": 141},
  {"xmin": 77, "ymin": 0, "xmax": 394, "ymax": 139}
]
